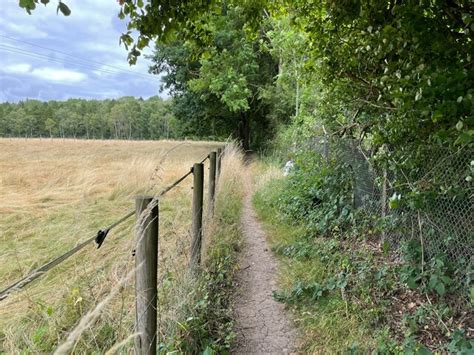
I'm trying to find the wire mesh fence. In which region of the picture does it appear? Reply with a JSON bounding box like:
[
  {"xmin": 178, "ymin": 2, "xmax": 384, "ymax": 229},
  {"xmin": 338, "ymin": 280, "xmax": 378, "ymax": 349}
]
[{"xmin": 313, "ymin": 136, "xmax": 473, "ymax": 298}]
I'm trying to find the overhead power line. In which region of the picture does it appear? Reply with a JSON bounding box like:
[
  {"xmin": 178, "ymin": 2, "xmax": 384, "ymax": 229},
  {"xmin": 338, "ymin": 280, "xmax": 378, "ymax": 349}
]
[
  {"xmin": 0, "ymin": 44, "xmax": 156, "ymax": 81},
  {"xmin": 0, "ymin": 44, "xmax": 153, "ymax": 80},
  {"xmin": 0, "ymin": 44, "xmax": 125, "ymax": 77},
  {"xmin": 0, "ymin": 34, "xmax": 152, "ymax": 79}
]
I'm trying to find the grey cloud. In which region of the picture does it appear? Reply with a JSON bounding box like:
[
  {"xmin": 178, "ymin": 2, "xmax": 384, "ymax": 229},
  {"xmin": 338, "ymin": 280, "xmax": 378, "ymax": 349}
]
[{"xmin": 0, "ymin": 0, "xmax": 162, "ymax": 102}]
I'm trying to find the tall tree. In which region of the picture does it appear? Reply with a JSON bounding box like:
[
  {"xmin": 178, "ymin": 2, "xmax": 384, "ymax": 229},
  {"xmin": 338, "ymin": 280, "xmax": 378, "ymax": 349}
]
[{"xmin": 149, "ymin": 4, "xmax": 276, "ymax": 149}]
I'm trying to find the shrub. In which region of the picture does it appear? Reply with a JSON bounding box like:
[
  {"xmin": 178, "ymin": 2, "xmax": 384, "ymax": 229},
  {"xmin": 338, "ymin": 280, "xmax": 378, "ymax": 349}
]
[{"xmin": 278, "ymin": 150, "xmax": 354, "ymax": 235}]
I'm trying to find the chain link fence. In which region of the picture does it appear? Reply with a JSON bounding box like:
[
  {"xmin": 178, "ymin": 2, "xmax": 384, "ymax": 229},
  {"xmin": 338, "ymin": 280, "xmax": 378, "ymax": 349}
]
[{"xmin": 312, "ymin": 136, "xmax": 473, "ymax": 298}]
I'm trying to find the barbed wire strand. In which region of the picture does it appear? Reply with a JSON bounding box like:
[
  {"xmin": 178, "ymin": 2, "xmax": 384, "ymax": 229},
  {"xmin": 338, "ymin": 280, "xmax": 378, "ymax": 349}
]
[
  {"xmin": 0, "ymin": 210, "xmax": 134, "ymax": 301},
  {"xmin": 0, "ymin": 151, "xmax": 213, "ymax": 301}
]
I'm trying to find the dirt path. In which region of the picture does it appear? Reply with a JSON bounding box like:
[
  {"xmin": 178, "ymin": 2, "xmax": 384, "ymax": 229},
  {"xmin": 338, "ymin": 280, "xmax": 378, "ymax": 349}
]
[{"xmin": 232, "ymin": 169, "xmax": 297, "ymax": 354}]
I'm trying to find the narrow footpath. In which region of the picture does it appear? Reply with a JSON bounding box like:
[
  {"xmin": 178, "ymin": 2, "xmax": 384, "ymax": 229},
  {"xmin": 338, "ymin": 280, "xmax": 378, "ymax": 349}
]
[{"xmin": 232, "ymin": 169, "xmax": 297, "ymax": 354}]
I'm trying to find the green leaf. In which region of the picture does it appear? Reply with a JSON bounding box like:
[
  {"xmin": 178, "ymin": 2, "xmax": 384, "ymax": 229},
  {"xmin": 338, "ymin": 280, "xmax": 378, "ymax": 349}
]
[
  {"xmin": 407, "ymin": 276, "xmax": 418, "ymax": 289},
  {"xmin": 428, "ymin": 275, "xmax": 438, "ymax": 289},
  {"xmin": 32, "ymin": 326, "xmax": 48, "ymax": 345},
  {"xmin": 19, "ymin": 0, "xmax": 34, "ymax": 7},
  {"xmin": 46, "ymin": 306, "xmax": 54, "ymax": 316},
  {"xmin": 57, "ymin": 2, "xmax": 71, "ymax": 16},
  {"xmin": 435, "ymin": 282, "xmax": 446, "ymax": 296},
  {"xmin": 202, "ymin": 346, "xmax": 216, "ymax": 355},
  {"xmin": 19, "ymin": 0, "xmax": 36, "ymax": 14},
  {"xmin": 455, "ymin": 132, "xmax": 473, "ymax": 145},
  {"xmin": 417, "ymin": 345, "xmax": 432, "ymax": 355},
  {"xmin": 137, "ymin": 36, "xmax": 149, "ymax": 49},
  {"xmin": 389, "ymin": 193, "xmax": 400, "ymax": 209},
  {"xmin": 440, "ymin": 275, "xmax": 452, "ymax": 285},
  {"xmin": 456, "ymin": 121, "xmax": 464, "ymax": 131}
]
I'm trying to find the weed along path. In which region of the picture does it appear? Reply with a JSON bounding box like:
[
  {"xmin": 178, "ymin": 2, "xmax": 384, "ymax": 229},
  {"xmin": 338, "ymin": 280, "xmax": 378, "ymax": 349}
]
[{"xmin": 232, "ymin": 169, "xmax": 297, "ymax": 354}]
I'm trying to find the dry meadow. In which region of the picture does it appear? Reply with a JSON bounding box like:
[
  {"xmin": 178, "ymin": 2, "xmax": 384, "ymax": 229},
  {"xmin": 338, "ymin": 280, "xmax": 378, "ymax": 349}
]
[{"xmin": 0, "ymin": 138, "xmax": 224, "ymax": 352}]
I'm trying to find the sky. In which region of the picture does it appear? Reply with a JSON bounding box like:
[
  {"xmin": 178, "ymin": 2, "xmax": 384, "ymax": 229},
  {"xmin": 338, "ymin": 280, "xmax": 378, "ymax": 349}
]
[{"xmin": 0, "ymin": 0, "xmax": 164, "ymax": 102}]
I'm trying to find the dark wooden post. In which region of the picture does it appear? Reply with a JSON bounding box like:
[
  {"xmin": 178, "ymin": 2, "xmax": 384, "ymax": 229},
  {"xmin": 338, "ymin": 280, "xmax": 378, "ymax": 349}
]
[
  {"xmin": 134, "ymin": 196, "xmax": 158, "ymax": 355},
  {"xmin": 216, "ymin": 148, "xmax": 222, "ymax": 180},
  {"xmin": 209, "ymin": 152, "xmax": 217, "ymax": 214},
  {"xmin": 190, "ymin": 163, "xmax": 204, "ymax": 269}
]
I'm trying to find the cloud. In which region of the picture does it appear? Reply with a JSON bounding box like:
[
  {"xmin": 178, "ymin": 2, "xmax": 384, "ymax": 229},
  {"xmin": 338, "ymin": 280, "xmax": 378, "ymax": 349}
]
[
  {"xmin": 3, "ymin": 63, "xmax": 32, "ymax": 74},
  {"xmin": 2, "ymin": 23, "xmax": 48, "ymax": 39},
  {"xmin": 30, "ymin": 67, "xmax": 87, "ymax": 83},
  {"xmin": 0, "ymin": 0, "xmax": 162, "ymax": 102}
]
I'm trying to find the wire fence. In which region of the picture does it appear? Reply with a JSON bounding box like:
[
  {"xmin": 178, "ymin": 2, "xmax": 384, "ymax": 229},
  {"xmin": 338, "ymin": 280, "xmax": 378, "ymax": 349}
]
[
  {"xmin": 311, "ymin": 136, "xmax": 473, "ymax": 298},
  {"xmin": 0, "ymin": 145, "xmax": 223, "ymax": 308},
  {"xmin": 1, "ymin": 144, "xmax": 228, "ymax": 354}
]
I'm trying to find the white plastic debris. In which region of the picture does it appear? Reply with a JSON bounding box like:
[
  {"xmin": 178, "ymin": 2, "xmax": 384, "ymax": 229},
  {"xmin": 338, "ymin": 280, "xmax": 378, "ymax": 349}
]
[{"xmin": 283, "ymin": 160, "xmax": 295, "ymax": 176}]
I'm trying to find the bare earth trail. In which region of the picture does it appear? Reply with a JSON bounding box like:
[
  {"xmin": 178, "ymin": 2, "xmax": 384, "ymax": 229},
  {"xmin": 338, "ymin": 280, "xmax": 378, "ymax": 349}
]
[{"xmin": 232, "ymin": 168, "xmax": 297, "ymax": 354}]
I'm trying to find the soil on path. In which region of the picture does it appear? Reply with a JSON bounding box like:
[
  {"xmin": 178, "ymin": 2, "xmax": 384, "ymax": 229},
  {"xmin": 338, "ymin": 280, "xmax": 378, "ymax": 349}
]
[{"xmin": 232, "ymin": 169, "xmax": 297, "ymax": 354}]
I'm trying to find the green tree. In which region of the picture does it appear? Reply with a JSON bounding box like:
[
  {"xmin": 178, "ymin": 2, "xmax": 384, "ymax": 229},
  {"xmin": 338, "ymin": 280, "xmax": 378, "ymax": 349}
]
[
  {"xmin": 149, "ymin": 4, "xmax": 276, "ymax": 149},
  {"xmin": 44, "ymin": 117, "xmax": 57, "ymax": 137},
  {"xmin": 290, "ymin": 1, "xmax": 473, "ymax": 155},
  {"xmin": 7, "ymin": 108, "xmax": 27, "ymax": 136}
]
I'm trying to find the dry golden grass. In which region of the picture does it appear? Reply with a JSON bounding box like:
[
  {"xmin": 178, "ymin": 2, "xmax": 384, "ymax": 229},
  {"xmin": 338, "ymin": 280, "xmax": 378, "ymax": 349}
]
[
  {"xmin": 52, "ymin": 142, "xmax": 246, "ymax": 354},
  {"xmin": 0, "ymin": 138, "xmax": 224, "ymax": 352},
  {"xmin": 252, "ymin": 163, "xmax": 282, "ymax": 193},
  {"xmin": 202, "ymin": 143, "xmax": 246, "ymax": 259}
]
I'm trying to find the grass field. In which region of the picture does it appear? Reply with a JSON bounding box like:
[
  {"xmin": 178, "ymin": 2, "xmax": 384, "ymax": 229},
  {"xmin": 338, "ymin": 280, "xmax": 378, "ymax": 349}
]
[{"xmin": 0, "ymin": 138, "xmax": 224, "ymax": 352}]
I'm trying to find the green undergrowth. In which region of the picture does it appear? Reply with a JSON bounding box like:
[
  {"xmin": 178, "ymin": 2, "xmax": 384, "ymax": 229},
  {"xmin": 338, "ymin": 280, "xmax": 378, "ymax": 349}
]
[
  {"xmin": 254, "ymin": 176, "xmax": 378, "ymax": 352},
  {"xmin": 253, "ymin": 162, "xmax": 473, "ymax": 354},
  {"xmin": 164, "ymin": 163, "xmax": 244, "ymax": 353}
]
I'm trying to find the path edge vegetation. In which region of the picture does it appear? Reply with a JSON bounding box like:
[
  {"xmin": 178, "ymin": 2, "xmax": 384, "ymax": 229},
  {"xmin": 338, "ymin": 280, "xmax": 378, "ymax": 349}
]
[
  {"xmin": 252, "ymin": 163, "xmax": 376, "ymax": 353},
  {"xmin": 167, "ymin": 145, "xmax": 245, "ymax": 353},
  {"xmin": 252, "ymin": 160, "xmax": 473, "ymax": 354}
]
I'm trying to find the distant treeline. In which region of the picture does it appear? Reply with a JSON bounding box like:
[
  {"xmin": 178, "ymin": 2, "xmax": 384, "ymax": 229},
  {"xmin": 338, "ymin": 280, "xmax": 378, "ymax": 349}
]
[{"xmin": 0, "ymin": 96, "xmax": 184, "ymax": 140}]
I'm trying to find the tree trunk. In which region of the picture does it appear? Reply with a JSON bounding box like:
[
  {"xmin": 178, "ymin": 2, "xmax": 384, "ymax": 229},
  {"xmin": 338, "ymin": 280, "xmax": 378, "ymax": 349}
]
[{"xmin": 239, "ymin": 112, "xmax": 250, "ymax": 151}]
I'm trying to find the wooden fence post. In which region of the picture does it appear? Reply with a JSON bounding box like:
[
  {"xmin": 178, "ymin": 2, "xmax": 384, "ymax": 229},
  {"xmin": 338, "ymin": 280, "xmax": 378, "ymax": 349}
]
[
  {"xmin": 191, "ymin": 163, "xmax": 204, "ymax": 269},
  {"xmin": 209, "ymin": 152, "xmax": 217, "ymax": 214},
  {"xmin": 216, "ymin": 148, "xmax": 222, "ymax": 180},
  {"xmin": 134, "ymin": 196, "xmax": 158, "ymax": 355}
]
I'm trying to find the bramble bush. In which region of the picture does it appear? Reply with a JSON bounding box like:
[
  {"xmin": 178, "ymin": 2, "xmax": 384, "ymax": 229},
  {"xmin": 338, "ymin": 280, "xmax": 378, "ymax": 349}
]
[{"xmin": 278, "ymin": 150, "xmax": 354, "ymax": 236}]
